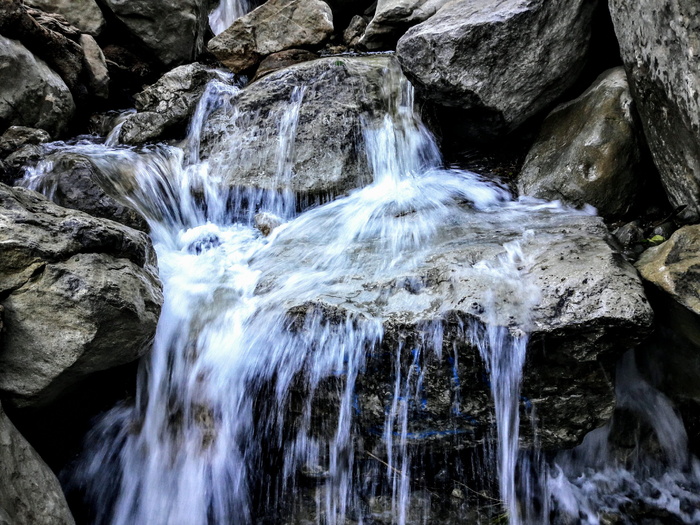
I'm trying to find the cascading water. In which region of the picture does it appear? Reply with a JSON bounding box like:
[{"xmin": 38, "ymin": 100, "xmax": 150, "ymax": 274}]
[
  {"xmin": 19, "ymin": 60, "xmax": 700, "ymax": 525},
  {"xmin": 209, "ymin": 0, "xmax": 252, "ymax": 35}
]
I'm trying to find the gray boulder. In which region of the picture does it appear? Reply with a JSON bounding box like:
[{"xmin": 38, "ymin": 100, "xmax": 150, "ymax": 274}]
[
  {"xmin": 0, "ymin": 35, "xmax": 74, "ymax": 137},
  {"xmin": 24, "ymin": 0, "xmax": 105, "ymax": 35},
  {"xmin": 118, "ymin": 63, "xmax": 228, "ymax": 144},
  {"xmin": 201, "ymin": 55, "xmax": 405, "ymax": 200},
  {"xmin": 0, "ymin": 183, "xmax": 162, "ymax": 408},
  {"xmin": 207, "ymin": 0, "xmax": 334, "ymax": 73},
  {"xmin": 257, "ymin": 211, "xmax": 653, "ymax": 449},
  {"xmin": 0, "ymin": 126, "xmax": 51, "ymax": 158},
  {"xmin": 0, "ymin": 402, "xmax": 75, "ymax": 525},
  {"xmin": 396, "ymin": 0, "xmax": 598, "ymax": 137},
  {"xmin": 609, "ymin": 0, "xmax": 700, "ymax": 221},
  {"xmin": 102, "ymin": 0, "xmax": 209, "ymax": 67},
  {"xmin": 518, "ymin": 68, "xmax": 644, "ymax": 218},
  {"xmin": 79, "ymin": 34, "xmax": 109, "ymax": 101},
  {"xmin": 359, "ymin": 0, "xmax": 450, "ymax": 50}
]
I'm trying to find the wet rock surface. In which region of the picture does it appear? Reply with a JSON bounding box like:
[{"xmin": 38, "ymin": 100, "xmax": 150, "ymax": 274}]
[
  {"xmin": 208, "ymin": 0, "xmax": 334, "ymax": 74},
  {"xmin": 610, "ymin": 0, "xmax": 700, "ymax": 221},
  {"xmin": 0, "ymin": 401, "xmax": 75, "ymax": 525},
  {"xmin": 0, "ymin": 183, "xmax": 162, "ymax": 408},
  {"xmin": 518, "ymin": 68, "xmax": 645, "ymax": 218},
  {"xmin": 396, "ymin": 0, "xmax": 597, "ymax": 138},
  {"xmin": 258, "ymin": 211, "xmax": 653, "ymax": 450},
  {"xmin": 201, "ymin": 55, "xmax": 405, "ymax": 201}
]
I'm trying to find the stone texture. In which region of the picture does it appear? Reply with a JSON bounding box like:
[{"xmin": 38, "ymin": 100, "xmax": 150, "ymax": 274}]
[
  {"xmin": 0, "ymin": 126, "xmax": 51, "ymax": 158},
  {"xmin": 0, "ymin": 35, "xmax": 75, "ymax": 137},
  {"xmin": 201, "ymin": 55, "xmax": 406, "ymax": 200},
  {"xmin": 102, "ymin": 0, "xmax": 209, "ymax": 67},
  {"xmin": 396, "ymin": 0, "xmax": 598, "ymax": 137},
  {"xmin": 257, "ymin": 211, "xmax": 653, "ymax": 450},
  {"xmin": 0, "ymin": 183, "xmax": 162, "ymax": 408},
  {"xmin": 0, "ymin": 402, "xmax": 75, "ymax": 525},
  {"xmin": 24, "ymin": 0, "xmax": 105, "ymax": 35},
  {"xmin": 118, "ymin": 63, "xmax": 228, "ymax": 144},
  {"xmin": 609, "ymin": 0, "xmax": 700, "ymax": 221},
  {"xmin": 253, "ymin": 49, "xmax": 318, "ymax": 81},
  {"xmin": 359, "ymin": 0, "xmax": 450, "ymax": 50},
  {"xmin": 518, "ymin": 68, "xmax": 644, "ymax": 218},
  {"xmin": 79, "ymin": 34, "xmax": 109, "ymax": 101},
  {"xmin": 207, "ymin": 0, "xmax": 334, "ymax": 73},
  {"xmin": 24, "ymin": 152, "xmax": 148, "ymax": 230}
]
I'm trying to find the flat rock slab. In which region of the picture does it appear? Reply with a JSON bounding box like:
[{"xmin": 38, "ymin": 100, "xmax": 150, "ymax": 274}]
[{"xmin": 0, "ymin": 183, "xmax": 162, "ymax": 408}]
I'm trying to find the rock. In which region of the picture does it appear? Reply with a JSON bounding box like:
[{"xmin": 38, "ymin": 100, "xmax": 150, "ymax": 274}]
[
  {"xmin": 102, "ymin": 0, "xmax": 209, "ymax": 67},
  {"xmin": 24, "ymin": 0, "xmax": 105, "ymax": 35},
  {"xmin": 0, "ymin": 402, "xmax": 75, "ymax": 525},
  {"xmin": 609, "ymin": 0, "xmax": 700, "ymax": 221},
  {"xmin": 0, "ymin": 1, "xmax": 86, "ymax": 99},
  {"xmin": 636, "ymin": 225, "xmax": 700, "ymax": 317},
  {"xmin": 0, "ymin": 36, "xmax": 75, "ymax": 137},
  {"xmin": 79, "ymin": 34, "xmax": 109, "ymax": 101},
  {"xmin": 343, "ymin": 15, "xmax": 368, "ymax": 47},
  {"xmin": 201, "ymin": 55, "xmax": 406, "ymax": 200},
  {"xmin": 517, "ymin": 68, "xmax": 644, "ymax": 218},
  {"xmin": 118, "ymin": 63, "xmax": 228, "ymax": 144},
  {"xmin": 0, "ymin": 126, "xmax": 51, "ymax": 158},
  {"xmin": 257, "ymin": 210, "xmax": 653, "ymax": 450},
  {"xmin": 253, "ymin": 49, "xmax": 319, "ymax": 81},
  {"xmin": 23, "ymin": 152, "xmax": 148, "ymax": 231},
  {"xmin": 254, "ymin": 212, "xmax": 282, "ymax": 236},
  {"xmin": 359, "ymin": 0, "xmax": 450, "ymax": 50},
  {"xmin": 0, "ymin": 183, "xmax": 162, "ymax": 408},
  {"xmin": 208, "ymin": 0, "xmax": 334, "ymax": 74},
  {"xmin": 4, "ymin": 145, "xmax": 44, "ymax": 182},
  {"xmin": 396, "ymin": 0, "xmax": 598, "ymax": 138}
]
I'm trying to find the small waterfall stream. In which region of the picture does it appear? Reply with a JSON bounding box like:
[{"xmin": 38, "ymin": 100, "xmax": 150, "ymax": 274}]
[{"xmin": 20, "ymin": 64, "xmax": 700, "ymax": 524}]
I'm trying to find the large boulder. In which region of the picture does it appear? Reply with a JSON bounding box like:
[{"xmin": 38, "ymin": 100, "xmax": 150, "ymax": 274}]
[
  {"xmin": 396, "ymin": 0, "xmax": 598, "ymax": 138},
  {"xmin": 207, "ymin": 0, "xmax": 334, "ymax": 74},
  {"xmin": 118, "ymin": 63, "xmax": 229, "ymax": 144},
  {"xmin": 200, "ymin": 55, "xmax": 406, "ymax": 200},
  {"xmin": 0, "ymin": 402, "xmax": 75, "ymax": 525},
  {"xmin": 23, "ymin": 0, "xmax": 105, "ymax": 35},
  {"xmin": 255, "ymin": 208, "xmax": 653, "ymax": 450},
  {"xmin": 517, "ymin": 68, "xmax": 645, "ymax": 218},
  {"xmin": 0, "ymin": 35, "xmax": 75, "ymax": 137},
  {"xmin": 359, "ymin": 0, "xmax": 450, "ymax": 50},
  {"xmin": 0, "ymin": 183, "xmax": 162, "ymax": 408},
  {"xmin": 609, "ymin": 0, "xmax": 700, "ymax": 221},
  {"xmin": 102, "ymin": 0, "xmax": 209, "ymax": 67}
]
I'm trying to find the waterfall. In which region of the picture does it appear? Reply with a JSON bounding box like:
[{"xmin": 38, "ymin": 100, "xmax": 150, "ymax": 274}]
[
  {"xmin": 209, "ymin": 0, "xmax": 252, "ymax": 35},
  {"xmin": 15, "ymin": 59, "xmax": 695, "ymax": 525}
]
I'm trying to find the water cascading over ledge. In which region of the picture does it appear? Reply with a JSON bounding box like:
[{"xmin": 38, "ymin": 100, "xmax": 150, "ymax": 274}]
[{"xmin": 22, "ymin": 55, "xmax": 660, "ymax": 524}]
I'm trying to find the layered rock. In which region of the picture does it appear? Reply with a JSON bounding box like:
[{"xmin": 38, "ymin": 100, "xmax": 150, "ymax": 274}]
[
  {"xmin": 102, "ymin": 0, "xmax": 209, "ymax": 67},
  {"xmin": 257, "ymin": 211, "xmax": 653, "ymax": 449},
  {"xmin": 396, "ymin": 0, "xmax": 598, "ymax": 137},
  {"xmin": 207, "ymin": 0, "xmax": 334, "ymax": 73},
  {"xmin": 0, "ymin": 184, "xmax": 162, "ymax": 408},
  {"xmin": 359, "ymin": 0, "xmax": 450, "ymax": 50},
  {"xmin": 200, "ymin": 55, "xmax": 406, "ymax": 200},
  {"xmin": 118, "ymin": 63, "xmax": 229, "ymax": 144},
  {"xmin": 23, "ymin": 0, "xmax": 105, "ymax": 35},
  {"xmin": 518, "ymin": 68, "xmax": 644, "ymax": 218},
  {"xmin": 0, "ymin": 35, "xmax": 75, "ymax": 137},
  {"xmin": 0, "ymin": 402, "xmax": 75, "ymax": 525},
  {"xmin": 609, "ymin": 0, "xmax": 700, "ymax": 221}
]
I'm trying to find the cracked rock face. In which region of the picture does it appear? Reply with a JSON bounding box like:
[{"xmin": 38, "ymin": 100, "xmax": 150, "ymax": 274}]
[{"xmin": 0, "ymin": 183, "xmax": 162, "ymax": 409}]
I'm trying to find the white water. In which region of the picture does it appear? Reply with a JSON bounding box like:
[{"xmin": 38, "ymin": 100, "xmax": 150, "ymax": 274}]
[
  {"xmin": 209, "ymin": 0, "xmax": 252, "ymax": 35},
  {"xmin": 18, "ymin": 63, "xmax": 697, "ymax": 524}
]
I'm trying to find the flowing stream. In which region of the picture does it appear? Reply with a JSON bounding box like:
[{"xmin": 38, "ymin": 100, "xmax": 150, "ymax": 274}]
[{"xmin": 21, "ymin": 65, "xmax": 700, "ymax": 524}]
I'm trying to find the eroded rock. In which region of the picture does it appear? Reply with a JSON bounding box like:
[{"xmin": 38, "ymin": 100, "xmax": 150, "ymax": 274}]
[
  {"xmin": 518, "ymin": 68, "xmax": 644, "ymax": 218},
  {"xmin": 397, "ymin": 0, "xmax": 598, "ymax": 137},
  {"xmin": 0, "ymin": 184, "xmax": 162, "ymax": 408},
  {"xmin": 609, "ymin": 0, "xmax": 700, "ymax": 221},
  {"xmin": 207, "ymin": 0, "xmax": 334, "ymax": 73},
  {"xmin": 24, "ymin": 0, "xmax": 105, "ymax": 35}
]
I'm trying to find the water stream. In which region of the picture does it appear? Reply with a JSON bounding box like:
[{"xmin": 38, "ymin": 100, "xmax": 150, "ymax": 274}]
[{"xmin": 20, "ymin": 64, "xmax": 700, "ymax": 524}]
